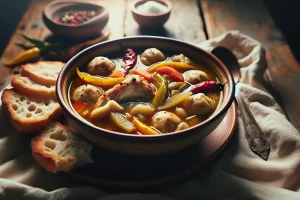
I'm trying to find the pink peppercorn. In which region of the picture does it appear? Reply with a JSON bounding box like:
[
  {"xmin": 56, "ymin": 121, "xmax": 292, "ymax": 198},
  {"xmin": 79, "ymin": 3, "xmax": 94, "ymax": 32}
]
[
  {"xmin": 71, "ymin": 19, "xmax": 79, "ymax": 25},
  {"xmin": 55, "ymin": 19, "xmax": 61, "ymax": 24}
]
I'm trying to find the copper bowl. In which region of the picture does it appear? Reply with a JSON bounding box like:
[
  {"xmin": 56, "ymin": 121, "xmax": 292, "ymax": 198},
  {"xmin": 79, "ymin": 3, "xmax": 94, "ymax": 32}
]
[
  {"xmin": 131, "ymin": 0, "xmax": 172, "ymax": 28},
  {"xmin": 56, "ymin": 36, "xmax": 235, "ymax": 155}
]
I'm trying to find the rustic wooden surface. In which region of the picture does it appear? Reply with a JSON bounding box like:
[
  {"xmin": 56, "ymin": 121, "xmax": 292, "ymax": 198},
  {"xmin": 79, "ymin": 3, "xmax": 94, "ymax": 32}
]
[
  {"xmin": 0, "ymin": 0, "xmax": 299, "ymax": 131},
  {"xmin": 200, "ymin": 0, "xmax": 300, "ymax": 131},
  {"xmin": 0, "ymin": 0, "xmax": 120, "ymax": 90}
]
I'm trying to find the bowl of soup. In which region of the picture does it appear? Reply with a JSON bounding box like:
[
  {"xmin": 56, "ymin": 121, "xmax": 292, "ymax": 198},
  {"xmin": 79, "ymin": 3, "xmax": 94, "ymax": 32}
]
[{"xmin": 56, "ymin": 36, "xmax": 235, "ymax": 155}]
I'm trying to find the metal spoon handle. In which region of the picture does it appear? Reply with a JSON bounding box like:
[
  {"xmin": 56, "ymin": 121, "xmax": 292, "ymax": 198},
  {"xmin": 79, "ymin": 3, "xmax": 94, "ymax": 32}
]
[{"xmin": 235, "ymin": 94, "xmax": 270, "ymax": 160}]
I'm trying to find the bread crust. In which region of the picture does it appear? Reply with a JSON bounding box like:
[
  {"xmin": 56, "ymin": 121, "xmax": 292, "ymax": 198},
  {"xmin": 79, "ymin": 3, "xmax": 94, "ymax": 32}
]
[
  {"xmin": 1, "ymin": 89, "xmax": 62, "ymax": 133},
  {"xmin": 31, "ymin": 138, "xmax": 76, "ymax": 173},
  {"xmin": 11, "ymin": 75, "xmax": 56, "ymax": 98},
  {"xmin": 21, "ymin": 61, "xmax": 64, "ymax": 85},
  {"xmin": 31, "ymin": 122, "xmax": 78, "ymax": 173}
]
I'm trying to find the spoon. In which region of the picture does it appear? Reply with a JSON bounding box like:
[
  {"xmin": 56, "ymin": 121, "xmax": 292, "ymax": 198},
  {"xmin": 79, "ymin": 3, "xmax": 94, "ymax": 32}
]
[{"xmin": 212, "ymin": 47, "xmax": 270, "ymax": 160}]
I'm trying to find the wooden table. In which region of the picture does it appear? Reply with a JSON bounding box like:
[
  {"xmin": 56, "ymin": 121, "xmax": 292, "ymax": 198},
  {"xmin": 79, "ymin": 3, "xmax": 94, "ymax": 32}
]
[{"xmin": 0, "ymin": 0, "xmax": 299, "ymax": 131}]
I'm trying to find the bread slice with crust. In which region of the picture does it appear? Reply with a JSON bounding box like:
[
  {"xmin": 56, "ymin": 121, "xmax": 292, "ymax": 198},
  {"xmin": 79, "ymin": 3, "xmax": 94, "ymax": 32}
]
[
  {"xmin": 1, "ymin": 89, "xmax": 62, "ymax": 133},
  {"xmin": 31, "ymin": 122, "xmax": 93, "ymax": 173},
  {"xmin": 21, "ymin": 61, "xmax": 64, "ymax": 85},
  {"xmin": 11, "ymin": 75, "xmax": 56, "ymax": 98}
]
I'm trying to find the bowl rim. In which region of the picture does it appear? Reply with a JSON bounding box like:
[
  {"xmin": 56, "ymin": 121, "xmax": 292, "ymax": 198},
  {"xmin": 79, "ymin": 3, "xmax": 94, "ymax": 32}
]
[
  {"xmin": 56, "ymin": 36, "xmax": 235, "ymax": 141},
  {"xmin": 43, "ymin": 0, "xmax": 109, "ymax": 28},
  {"xmin": 131, "ymin": 0, "xmax": 172, "ymax": 17}
]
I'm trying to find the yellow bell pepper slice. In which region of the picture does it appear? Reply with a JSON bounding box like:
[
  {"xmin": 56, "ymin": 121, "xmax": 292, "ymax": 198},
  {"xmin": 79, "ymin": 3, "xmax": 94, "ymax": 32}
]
[
  {"xmin": 147, "ymin": 62, "xmax": 197, "ymax": 72},
  {"xmin": 4, "ymin": 47, "xmax": 40, "ymax": 66},
  {"xmin": 110, "ymin": 112, "xmax": 136, "ymax": 134},
  {"xmin": 158, "ymin": 92, "xmax": 192, "ymax": 110},
  {"xmin": 76, "ymin": 68, "xmax": 125, "ymax": 87},
  {"xmin": 132, "ymin": 117, "xmax": 159, "ymax": 135},
  {"xmin": 152, "ymin": 73, "xmax": 168, "ymax": 108}
]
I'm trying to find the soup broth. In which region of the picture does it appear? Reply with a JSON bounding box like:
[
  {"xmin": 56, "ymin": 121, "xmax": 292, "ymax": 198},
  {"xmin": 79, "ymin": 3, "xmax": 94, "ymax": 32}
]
[{"xmin": 69, "ymin": 48, "xmax": 222, "ymax": 135}]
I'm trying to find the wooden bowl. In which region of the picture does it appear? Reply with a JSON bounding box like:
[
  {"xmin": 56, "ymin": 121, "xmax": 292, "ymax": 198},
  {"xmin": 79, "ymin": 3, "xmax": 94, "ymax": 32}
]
[
  {"xmin": 131, "ymin": 0, "xmax": 172, "ymax": 28},
  {"xmin": 56, "ymin": 36, "xmax": 235, "ymax": 156},
  {"xmin": 43, "ymin": 0, "xmax": 109, "ymax": 38}
]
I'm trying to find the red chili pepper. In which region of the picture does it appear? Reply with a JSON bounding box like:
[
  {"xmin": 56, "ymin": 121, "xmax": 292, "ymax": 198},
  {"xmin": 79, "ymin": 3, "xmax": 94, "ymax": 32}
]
[
  {"xmin": 123, "ymin": 48, "xmax": 137, "ymax": 76},
  {"xmin": 187, "ymin": 81, "xmax": 226, "ymax": 94}
]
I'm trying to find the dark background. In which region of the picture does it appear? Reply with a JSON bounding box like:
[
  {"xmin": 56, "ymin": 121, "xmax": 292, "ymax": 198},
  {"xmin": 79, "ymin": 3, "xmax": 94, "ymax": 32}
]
[{"xmin": 0, "ymin": 0, "xmax": 299, "ymax": 61}]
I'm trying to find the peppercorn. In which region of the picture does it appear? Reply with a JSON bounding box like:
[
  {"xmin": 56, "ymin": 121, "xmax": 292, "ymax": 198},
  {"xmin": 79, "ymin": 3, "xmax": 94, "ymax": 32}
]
[{"xmin": 55, "ymin": 9, "xmax": 98, "ymax": 26}]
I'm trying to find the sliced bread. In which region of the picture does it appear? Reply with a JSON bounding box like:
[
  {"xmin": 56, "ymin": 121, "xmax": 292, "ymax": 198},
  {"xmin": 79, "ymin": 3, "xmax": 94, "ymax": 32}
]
[
  {"xmin": 11, "ymin": 75, "xmax": 56, "ymax": 98},
  {"xmin": 21, "ymin": 61, "xmax": 64, "ymax": 85},
  {"xmin": 1, "ymin": 89, "xmax": 62, "ymax": 133},
  {"xmin": 31, "ymin": 122, "xmax": 93, "ymax": 173}
]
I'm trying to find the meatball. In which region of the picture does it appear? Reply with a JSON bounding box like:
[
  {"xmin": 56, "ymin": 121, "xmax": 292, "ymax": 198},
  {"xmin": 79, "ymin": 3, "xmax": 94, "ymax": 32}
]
[
  {"xmin": 87, "ymin": 56, "xmax": 116, "ymax": 76},
  {"xmin": 151, "ymin": 111, "xmax": 182, "ymax": 133},
  {"xmin": 182, "ymin": 93, "xmax": 215, "ymax": 116},
  {"xmin": 171, "ymin": 54, "xmax": 192, "ymax": 64},
  {"xmin": 72, "ymin": 84, "xmax": 102, "ymax": 103},
  {"xmin": 183, "ymin": 70, "xmax": 209, "ymax": 84},
  {"xmin": 140, "ymin": 48, "xmax": 166, "ymax": 66}
]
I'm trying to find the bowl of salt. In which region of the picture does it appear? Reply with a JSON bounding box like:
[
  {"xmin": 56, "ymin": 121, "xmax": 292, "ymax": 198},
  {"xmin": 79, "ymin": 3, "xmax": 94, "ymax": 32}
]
[{"xmin": 131, "ymin": 0, "xmax": 172, "ymax": 28}]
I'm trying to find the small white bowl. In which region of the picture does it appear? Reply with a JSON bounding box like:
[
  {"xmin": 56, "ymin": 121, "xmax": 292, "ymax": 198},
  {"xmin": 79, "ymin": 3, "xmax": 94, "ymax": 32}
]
[
  {"xmin": 43, "ymin": 0, "xmax": 109, "ymax": 38},
  {"xmin": 131, "ymin": 0, "xmax": 172, "ymax": 28}
]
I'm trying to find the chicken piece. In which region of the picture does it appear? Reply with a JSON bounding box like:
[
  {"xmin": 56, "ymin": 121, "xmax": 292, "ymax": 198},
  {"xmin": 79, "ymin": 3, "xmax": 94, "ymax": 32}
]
[
  {"xmin": 175, "ymin": 107, "xmax": 188, "ymax": 119},
  {"xmin": 182, "ymin": 93, "xmax": 215, "ymax": 116},
  {"xmin": 90, "ymin": 75, "xmax": 155, "ymax": 119},
  {"xmin": 176, "ymin": 122, "xmax": 189, "ymax": 131},
  {"xmin": 140, "ymin": 48, "xmax": 166, "ymax": 66},
  {"xmin": 183, "ymin": 70, "xmax": 209, "ymax": 85},
  {"xmin": 90, "ymin": 100, "xmax": 123, "ymax": 119},
  {"xmin": 71, "ymin": 84, "xmax": 102, "ymax": 103},
  {"xmin": 171, "ymin": 54, "xmax": 192, "ymax": 64},
  {"xmin": 151, "ymin": 111, "xmax": 182, "ymax": 133},
  {"xmin": 87, "ymin": 56, "xmax": 116, "ymax": 76},
  {"xmin": 104, "ymin": 75, "xmax": 155, "ymax": 103}
]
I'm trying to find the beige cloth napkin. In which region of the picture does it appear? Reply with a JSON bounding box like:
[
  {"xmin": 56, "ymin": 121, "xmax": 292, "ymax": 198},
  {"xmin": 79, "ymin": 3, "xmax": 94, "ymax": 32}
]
[{"xmin": 1, "ymin": 31, "xmax": 300, "ymax": 200}]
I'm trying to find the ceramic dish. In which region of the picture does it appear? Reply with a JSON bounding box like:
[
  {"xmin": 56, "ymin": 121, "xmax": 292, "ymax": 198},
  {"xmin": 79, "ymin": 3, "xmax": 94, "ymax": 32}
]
[
  {"xmin": 56, "ymin": 36, "xmax": 235, "ymax": 155},
  {"xmin": 43, "ymin": 0, "xmax": 109, "ymax": 38},
  {"xmin": 68, "ymin": 102, "xmax": 237, "ymax": 188},
  {"xmin": 131, "ymin": 0, "xmax": 172, "ymax": 28}
]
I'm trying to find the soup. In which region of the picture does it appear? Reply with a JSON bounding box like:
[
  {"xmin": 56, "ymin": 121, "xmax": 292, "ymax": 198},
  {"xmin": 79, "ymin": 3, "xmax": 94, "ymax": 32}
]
[{"xmin": 69, "ymin": 48, "xmax": 223, "ymax": 135}]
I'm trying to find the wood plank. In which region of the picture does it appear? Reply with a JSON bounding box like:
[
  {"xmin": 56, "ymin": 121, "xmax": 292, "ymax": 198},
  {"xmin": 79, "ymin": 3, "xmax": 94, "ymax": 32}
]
[
  {"xmin": 0, "ymin": 0, "xmax": 124, "ymax": 91},
  {"xmin": 124, "ymin": 0, "xmax": 206, "ymax": 43},
  {"xmin": 200, "ymin": 0, "xmax": 300, "ymax": 131},
  {"xmin": 0, "ymin": 0, "xmax": 51, "ymax": 91}
]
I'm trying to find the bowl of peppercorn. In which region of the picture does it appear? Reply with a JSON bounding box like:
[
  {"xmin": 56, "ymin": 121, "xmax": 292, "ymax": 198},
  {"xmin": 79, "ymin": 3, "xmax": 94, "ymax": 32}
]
[{"xmin": 43, "ymin": 0, "xmax": 109, "ymax": 38}]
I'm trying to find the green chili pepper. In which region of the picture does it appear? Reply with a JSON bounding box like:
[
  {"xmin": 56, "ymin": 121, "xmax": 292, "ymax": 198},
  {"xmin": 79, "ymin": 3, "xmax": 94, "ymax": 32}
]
[
  {"xmin": 14, "ymin": 42, "xmax": 34, "ymax": 50},
  {"xmin": 20, "ymin": 32, "xmax": 60, "ymax": 50},
  {"xmin": 152, "ymin": 73, "xmax": 168, "ymax": 108}
]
